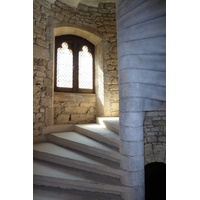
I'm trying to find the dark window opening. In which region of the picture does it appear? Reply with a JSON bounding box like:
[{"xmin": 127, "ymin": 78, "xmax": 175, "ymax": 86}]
[
  {"xmin": 55, "ymin": 35, "xmax": 95, "ymax": 93},
  {"xmin": 145, "ymin": 162, "xmax": 166, "ymax": 200}
]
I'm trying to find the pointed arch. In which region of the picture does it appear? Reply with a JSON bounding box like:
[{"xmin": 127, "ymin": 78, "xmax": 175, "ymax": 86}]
[
  {"xmin": 53, "ymin": 26, "xmax": 105, "ymax": 117},
  {"xmin": 54, "ymin": 26, "xmax": 102, "ymax": 45}
]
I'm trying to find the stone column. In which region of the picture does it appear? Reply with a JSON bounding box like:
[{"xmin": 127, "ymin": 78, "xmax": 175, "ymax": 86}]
[
  {"xmin": 119, "ymin": 111, "xmax": 145, "ymax": 200},
  {"xmin": 116, "ymin": 0, "xmax": 166, "ymax": 199}
]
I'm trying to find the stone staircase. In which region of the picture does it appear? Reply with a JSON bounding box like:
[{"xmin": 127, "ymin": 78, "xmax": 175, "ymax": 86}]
[{"xmin": 33, "ymin": 117, "xmax": 127, "ymax": 200}]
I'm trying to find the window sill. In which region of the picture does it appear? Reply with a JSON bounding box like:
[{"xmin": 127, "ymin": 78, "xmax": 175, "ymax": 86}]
[{"xmin": 54, "ymin": 92, "xmax": 96, "ymax": 102}]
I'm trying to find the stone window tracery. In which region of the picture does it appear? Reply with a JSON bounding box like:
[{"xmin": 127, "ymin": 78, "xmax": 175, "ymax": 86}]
[
  {"xmin": 57, "ymin": 42, "xmax": 73, "ymax": 88},
  {"xmin": 78, "ymin": 46, "xmax": 93, "ymax": 89},
  {"xmin": 55, "ymin": 35, "xmax": 94, "ymax": 93}
]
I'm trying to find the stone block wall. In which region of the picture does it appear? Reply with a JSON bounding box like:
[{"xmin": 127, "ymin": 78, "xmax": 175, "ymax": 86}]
[
  {"xmin": 33, "ymin": 0, "xmax": 53, "ymax": 140},
  {"xmin": 54, "ymin": 93, "xmax": 96, "ymax": 124},
  {"xmin": 144, "ymin": 111, "xmax": 166, "ymax": 165},
  {"xmin": 33, "ymin": 0, "xmax": 119, "ymax": 140}
]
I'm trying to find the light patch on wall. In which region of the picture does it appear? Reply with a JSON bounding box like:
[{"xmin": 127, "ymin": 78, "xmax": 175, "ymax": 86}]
[{"xmin": 98, "ymin": 65, "xmax": 104, "ymax": 107}]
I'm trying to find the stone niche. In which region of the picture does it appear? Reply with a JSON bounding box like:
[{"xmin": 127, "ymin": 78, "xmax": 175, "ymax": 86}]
[{"xmin": 33, "ymin": 0, "xmax": 119, "ymax": 141}]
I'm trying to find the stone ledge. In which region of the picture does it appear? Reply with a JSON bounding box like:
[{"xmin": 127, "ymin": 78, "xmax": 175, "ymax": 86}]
[
  {"xmin": 42, "ymin": 124, "xmax": 74, "ymax": 134},
  {"xmin": 54, "ymin": 92, "xmax": 96, "ymax": 102}
]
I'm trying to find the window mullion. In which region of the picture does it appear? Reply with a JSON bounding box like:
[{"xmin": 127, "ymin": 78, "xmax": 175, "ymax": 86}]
[{"xmin": 73, "ymin": 40, "xmax": 78, "ymax": 92}]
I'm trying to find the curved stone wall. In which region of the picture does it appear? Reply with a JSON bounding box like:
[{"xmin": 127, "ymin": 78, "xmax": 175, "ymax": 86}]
[{"xmin": 116, "ymin": 0, "xmax": 166, "ymax": 199}]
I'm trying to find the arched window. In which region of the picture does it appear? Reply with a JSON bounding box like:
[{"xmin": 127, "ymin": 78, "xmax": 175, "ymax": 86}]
[{"xmin": 55, "ymin": 35, "xmax": 95, "ymax": 93}]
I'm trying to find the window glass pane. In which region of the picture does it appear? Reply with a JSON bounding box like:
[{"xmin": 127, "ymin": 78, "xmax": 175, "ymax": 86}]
[
  {"xmin": 57, "ymin": 42, "xmax": 73, "ymax": 88},
  {"xmin": 78, "ymin": 46, "xmax": 93, "ymax": 89}
]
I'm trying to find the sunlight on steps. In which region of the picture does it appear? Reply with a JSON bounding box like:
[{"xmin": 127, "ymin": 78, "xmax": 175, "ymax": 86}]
[{"xmin": 33, "ymin": 117, "xmax": 126, "ymax": 200}]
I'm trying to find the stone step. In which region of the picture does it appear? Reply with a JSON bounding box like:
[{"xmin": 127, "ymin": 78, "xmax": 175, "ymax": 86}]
[
  {"xmin": 97, "ymin": 117, "xmax": 119, "ymax": 134},
  {"xmin": 33, "ymin": 185, "xmax": 124, "ymax": 200},
  {"xmin": 33, "ymin": 159, "xmax": 126, "ymax": 196},
  {"xmin": 74, "ymin": 124, "xmax": 119, "ymax": 148},
  {"xmin": 33, "ymin": 142, "xmax": 123, "ymax": 179},
  {"xmin": 48, "ymin": 131, "xmax": 120, "ymax": 163}
]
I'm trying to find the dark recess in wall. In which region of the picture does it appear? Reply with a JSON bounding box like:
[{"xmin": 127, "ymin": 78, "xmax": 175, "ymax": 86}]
[{"xmin": 145, "ymin": 162, "xmax": 166, "ymax": 200}]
